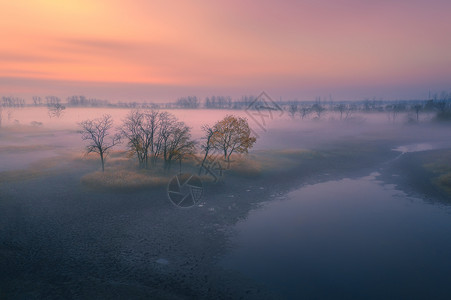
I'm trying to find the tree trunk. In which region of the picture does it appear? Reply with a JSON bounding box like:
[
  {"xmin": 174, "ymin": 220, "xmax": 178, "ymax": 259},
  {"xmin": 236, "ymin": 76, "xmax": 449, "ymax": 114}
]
[
  {"xmin": 226, "ymin": 152, "xmax": 232, "ymax": 169},
  {"xmin": 199, "ymin": 149, "xmax": 209, "ymax": 175},
  {"xmin": 100, "ymin": 152, "xmax": 105, "ymax": 172},
  {"xmin": 179, "ymin": 158, "xmax": 182, "ymax": 174}
]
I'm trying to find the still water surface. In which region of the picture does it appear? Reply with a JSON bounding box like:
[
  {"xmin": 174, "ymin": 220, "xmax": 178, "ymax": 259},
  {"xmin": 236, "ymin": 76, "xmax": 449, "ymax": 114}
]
[{"xmin": 222, "ymin": 173, "xmax": 451, "ymax": 299}]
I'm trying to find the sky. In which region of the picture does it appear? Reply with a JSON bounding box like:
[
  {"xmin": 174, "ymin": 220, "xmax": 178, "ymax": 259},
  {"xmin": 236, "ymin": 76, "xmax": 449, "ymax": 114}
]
[{"xmin": 0, "ymin": 0, "xmax": 450, "ymax": 102}]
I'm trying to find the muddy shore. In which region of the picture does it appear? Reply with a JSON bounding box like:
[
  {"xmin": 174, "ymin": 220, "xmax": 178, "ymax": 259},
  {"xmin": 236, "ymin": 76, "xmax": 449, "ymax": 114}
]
[{"xmin": 1, "ymin": 137, "xmax": 450, "ymax": 299}]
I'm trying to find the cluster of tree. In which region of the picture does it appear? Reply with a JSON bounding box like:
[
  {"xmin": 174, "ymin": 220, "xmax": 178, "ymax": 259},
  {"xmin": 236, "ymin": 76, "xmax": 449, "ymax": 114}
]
[
  {"xmin": 176, "ymin": 96, "xmax": 200, "ymax": 109},
  {"xmin": 174, "ymin": 95, "xmax": 259, "ymax": 110},
  {"xmin": 30, "ymin": 95, "xmax": 109, "ymax": 107},
  {"xmin": 44, "ymin": 96, "xmax": 61, "ymax": 106},
  {"xmin": 334, "ymin": 104, "xmax": 357, "ymax": 120},
  {"xmin": 48, "ymin": 103, "xmax": 66, "ymax": 118},
  {"xmin": 32, "ymin": 96, "xmax": 67, "ymax": 118},
  {"xmin": 281, "ymin": 93, "xmax": 451, "ymax": 123},
  {"xmin": 424, "ymin": 92, "xmax": 451, "ymax": 121},
  {"xmin": 286, "ymin": 101, "xmax": 329, "ymax": 120},
  {"xmin": 78, "ymin": 112, "xmax": 257, "ymax": 176},
  {"xmin": 2, "ymin": 96, "xmax": 25, "ymax": 107},
  {"xmin": 32, "ymin": 96, "xmax": 42, "ymax": 106},
  {"xmin": 205, "ymin": 96, "xmax": 233, "ymax": 109},
  {"xmin": 120, "ymin": 110, "xmax": 196, "ymax": 170},
  {"xmin": 203, "ymin": 95, "xmax": 262, "ymax": 109},
  {"xmin": 66, "ymin": 95, "xmax": 109, "ymax": 107},
  {"xmin": 116, "ymin": 102, "xmax": 147, "ymax": 109}
]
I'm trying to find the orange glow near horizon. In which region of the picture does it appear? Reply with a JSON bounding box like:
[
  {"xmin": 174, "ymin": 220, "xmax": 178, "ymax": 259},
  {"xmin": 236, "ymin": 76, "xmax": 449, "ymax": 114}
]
[{"xmin": 1, "ymin": 0, "xmax": 450, "ymax": 100}]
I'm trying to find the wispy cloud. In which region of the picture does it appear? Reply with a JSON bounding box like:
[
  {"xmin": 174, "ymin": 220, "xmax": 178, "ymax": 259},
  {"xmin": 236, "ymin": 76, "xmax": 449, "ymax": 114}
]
[{"xmin": 0, "ymin": 0, "xmax": 450, "ymax": 100}]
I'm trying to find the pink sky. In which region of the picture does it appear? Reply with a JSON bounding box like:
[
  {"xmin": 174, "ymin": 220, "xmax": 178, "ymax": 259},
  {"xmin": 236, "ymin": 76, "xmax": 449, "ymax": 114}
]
[{"xmin": 0, "ymin": 0, "xmax": 450, "ymax": 101}]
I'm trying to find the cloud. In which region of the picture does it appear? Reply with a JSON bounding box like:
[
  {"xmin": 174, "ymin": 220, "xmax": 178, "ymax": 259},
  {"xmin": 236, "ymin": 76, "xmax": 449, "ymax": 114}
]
[
  {"xmin": 0, "ymin": 0, "xmax": 450, "ymax": 100},
  {"xmin": 0, "ymin": 52, "xmax": 79, "ymax": 64}
]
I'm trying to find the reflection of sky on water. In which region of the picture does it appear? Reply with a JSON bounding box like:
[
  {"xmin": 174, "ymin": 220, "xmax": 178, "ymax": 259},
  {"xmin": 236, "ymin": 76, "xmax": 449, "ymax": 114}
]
[{"xmin": 222, "ymin": 175, "xmax": 451, "ymax": 299}]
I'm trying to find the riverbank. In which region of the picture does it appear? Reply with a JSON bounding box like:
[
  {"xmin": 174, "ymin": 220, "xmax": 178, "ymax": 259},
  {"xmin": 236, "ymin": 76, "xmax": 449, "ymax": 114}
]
[
  {"xmin": 1, "ymin": 135, "xmax": 450, "ymax": 298},
  {"xmin": 380, "ymin": 148, "xmax": 451, "ymax": 203}
]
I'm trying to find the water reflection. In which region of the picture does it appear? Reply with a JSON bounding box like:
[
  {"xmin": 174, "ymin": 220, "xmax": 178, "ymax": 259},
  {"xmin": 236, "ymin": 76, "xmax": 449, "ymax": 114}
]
[{"xmin": 222, "ymin": 174, "xmax": 451, "ymax": 299}]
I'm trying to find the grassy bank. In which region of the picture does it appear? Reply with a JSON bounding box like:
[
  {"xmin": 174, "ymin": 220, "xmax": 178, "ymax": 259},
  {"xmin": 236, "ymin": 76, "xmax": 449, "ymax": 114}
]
[{"xmin": 422, "ymin": 150, "xmax": 451, "ymax": 195}]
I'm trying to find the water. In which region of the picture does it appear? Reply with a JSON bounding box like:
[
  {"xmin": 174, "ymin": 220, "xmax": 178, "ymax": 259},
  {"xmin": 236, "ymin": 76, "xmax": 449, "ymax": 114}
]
[
  {"xmin": 222, "ymin": 173, "xmax": 451, "ymax": 299},
  {"xmin": 393, "ymin": 142, "xmax": 451, "ymax": 153}
]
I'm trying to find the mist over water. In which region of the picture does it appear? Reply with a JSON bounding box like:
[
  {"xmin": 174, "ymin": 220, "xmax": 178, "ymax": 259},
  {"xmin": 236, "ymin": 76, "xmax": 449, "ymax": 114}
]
[{"xmin": 1, "ymin": 106, "xmax": 451, "ymax": 298}]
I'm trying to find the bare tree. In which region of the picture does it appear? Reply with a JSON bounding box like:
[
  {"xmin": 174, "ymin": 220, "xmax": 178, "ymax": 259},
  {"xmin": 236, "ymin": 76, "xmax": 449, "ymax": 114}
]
[
  {"xmin": 79, "ymin": 114, "xmax": 120, "ymax": 172},
  {"xmin": 48, "ymin": 103, "xmax": 66, "ymax": 118},
  {"xmin": 212, "ymin": 115, "xmax": 257, "ymax": 167},
  {"xmin": 121, "ymin": 110, "xmax": 146, "ymax": 168},
  {"xmin": 300, "ymin": 106, "xmax": 311, "ymax": 120},
  {"xmin": 433, "ymin": 92, "xmax": 451, "ymax": 120},
  {"xmin": 164, "ymin": 121, "xmax": 196, "ymax": 170},
  {"xmin": 151, "ymin": 112, "xmax": 174, "ymax": 166},
  {"xmin": 143, "ymin": 110, "xmax": 160, "ymax": 167},
  {"xmin": 312, "ymin": 103, "xmax": 326, "ymax": 119},
  {"xmin": 387, "ymin": 104, "xmax": 402, "ymax": 124},
  {"xmin": 344, "ymin": 104, "xmax": 356, "ymax": 120},
  {"xmin": 121, "ymin": 109, "xmax": 161, "ymax": 169},
  {"xmin": 45, "ymin": 96, "xmax": 60, "ymax": 106},
  {"xmin": 336, "ymin": 104, "xmax": 346, "ymax": 120},
  {"xmin": 288, "ymin": 104, "xmax": 298, "ymax": 118},
  {"xmin": 32, "ymin": 96, "xmax": 42, "ymax": 106},
  {"xmin": 336, "ymin": 104, "xmax": 355, "ymax": 120},
  {"xmin": 198, "ymin": 124, "xmax": 217, "ymax": 175},
  {"xmin": 413, "ymin": 104, "xmax": 422, "ymax": 122}
]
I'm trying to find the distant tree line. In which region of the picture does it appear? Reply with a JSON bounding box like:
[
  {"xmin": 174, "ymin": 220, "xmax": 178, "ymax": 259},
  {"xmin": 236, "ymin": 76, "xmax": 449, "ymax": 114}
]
[
  {"xmin": 2, "ymin": 96, "xmax": 26, "ymax": 107},
  {"xmin": 2, "ymin": 91, "xmax": 451, "ymax": 123},
  {"xmin": 176, "ymin": 96, "xmax": 200, "ymax": 109},
  {"xmin": 66, "ymin": 95, "xmax": 110, "ymax": 107},
  {"xmin": 29, "ymin": 95, "xmax": 110, "ymax": 107},
  {"xmin": 281, "ymin": 92, "xmax": 451, "ymax": 123}
]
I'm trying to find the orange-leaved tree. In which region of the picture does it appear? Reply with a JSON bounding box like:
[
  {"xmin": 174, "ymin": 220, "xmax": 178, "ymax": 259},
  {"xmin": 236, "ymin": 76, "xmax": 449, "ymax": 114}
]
[{"xmin": 212, "ymin": 115, "xmax": 257, "ymax": 166}]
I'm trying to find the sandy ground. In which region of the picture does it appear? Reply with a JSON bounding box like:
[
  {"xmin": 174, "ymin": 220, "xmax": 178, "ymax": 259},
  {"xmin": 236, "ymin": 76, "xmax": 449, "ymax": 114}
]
[{"xmin": 1, "ymin": 123, "xmax": 451, "ymax": 299}]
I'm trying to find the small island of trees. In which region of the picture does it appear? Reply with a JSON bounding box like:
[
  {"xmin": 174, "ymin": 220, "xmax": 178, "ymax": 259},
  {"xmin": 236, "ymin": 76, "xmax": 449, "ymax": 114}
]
[{"xmin": 78, "ymin": 111, "xmax": 257, "ymax": 185}]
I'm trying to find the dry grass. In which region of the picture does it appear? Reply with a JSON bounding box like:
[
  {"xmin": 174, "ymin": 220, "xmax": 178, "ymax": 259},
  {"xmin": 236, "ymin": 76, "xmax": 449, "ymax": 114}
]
[
  {"xmin": 228, "ymin": 157, "xmax": 263, "ymax": 177},
  {"xmin": 438, "ymin": 173, "xmax": 451, "ymax": 188},
  {"xmin": 423, "ymin": 150, "xmax": 451, "ymax": 174},
  {"xmin": 422, "ymin": 150, "xmax": 451, "ymax": 194},
  {"xmin": 226, "ymin": 149, "xmax": 317, "ymax": 177},
  {"xmin": 0, "ymin": 169, "xmax": 51, "ymax": 183},
  {"xmin": 0, "ymin": 155, "xmax": 69, "ymax": 183},
  {"xmin": 248, "ymin": 149, "xmax": 317, "ymax": 169},
  {"xmin": 80, "ymin": 169, "xmax": 168, "ymax": 192}
]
